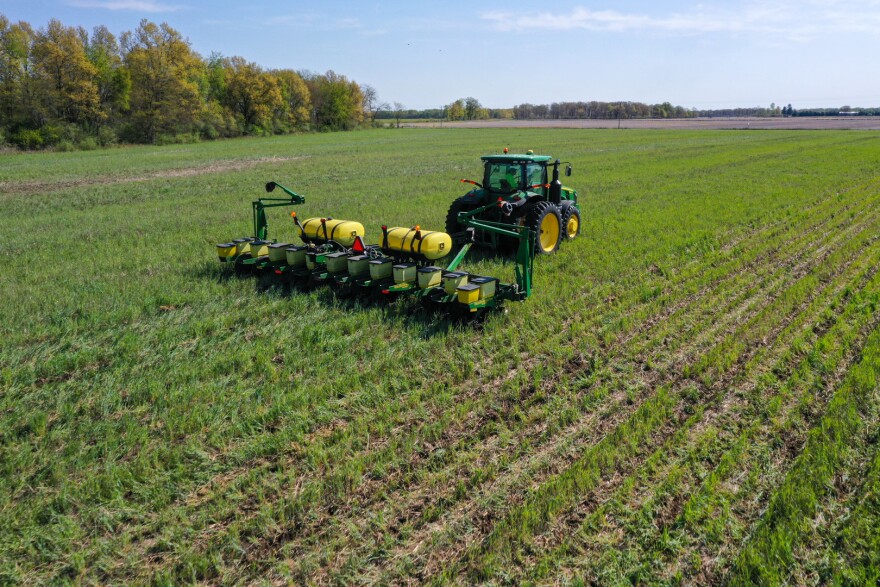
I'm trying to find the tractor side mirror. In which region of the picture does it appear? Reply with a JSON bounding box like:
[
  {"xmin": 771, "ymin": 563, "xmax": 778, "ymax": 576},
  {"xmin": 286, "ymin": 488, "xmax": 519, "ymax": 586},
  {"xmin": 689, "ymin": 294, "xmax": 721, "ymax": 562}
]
[
  {"xmin": 265, "ymin": 181, "xmax": 276, "ymax": 192},
  {"xmin": 565, "ymin": 165, "xmax": 572, "ymax": 177}
]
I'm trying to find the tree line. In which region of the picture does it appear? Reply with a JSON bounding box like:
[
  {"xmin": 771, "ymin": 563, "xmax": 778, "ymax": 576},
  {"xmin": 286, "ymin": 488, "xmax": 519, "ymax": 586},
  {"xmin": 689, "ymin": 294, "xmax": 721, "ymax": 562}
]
[
  {"xmin": 512, "ymin": 102, "xmax": 880, "ymax": 120},
  {"xmin": 0, "ymin": 15, "xmax": 376, "ymax": 149},
  {"xmin": 512, "ymin": 101, "xmax": 696, "ymax": 120},
  {"xmin": 3, "ymin": 14, "xmax": 877, "ymax": 151}
]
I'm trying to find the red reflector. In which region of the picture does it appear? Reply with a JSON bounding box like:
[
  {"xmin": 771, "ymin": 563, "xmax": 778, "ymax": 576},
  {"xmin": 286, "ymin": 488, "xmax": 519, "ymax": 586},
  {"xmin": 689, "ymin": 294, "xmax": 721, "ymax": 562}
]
[
  {"xmin": 351, "ymin": 236, "xmax": 366, "ymax": 253},
  {"xmin": 381, "ymin": 289, "xmax": 390, "ymax": 294},
  {"xmin": 274, "ymin": 270, "xmax": 282, "ymax": 275}
]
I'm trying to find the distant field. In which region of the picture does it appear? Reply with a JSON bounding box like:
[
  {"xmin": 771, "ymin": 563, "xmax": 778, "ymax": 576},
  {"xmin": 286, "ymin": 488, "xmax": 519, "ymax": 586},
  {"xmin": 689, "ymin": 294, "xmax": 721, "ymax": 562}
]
[
  {"xmin": 2, "ymin": 129, "xmax": 880, "ymax": 585},
  {"xmin": 407, "ymin": 116, "xmax": 880, "ymax": 130}
]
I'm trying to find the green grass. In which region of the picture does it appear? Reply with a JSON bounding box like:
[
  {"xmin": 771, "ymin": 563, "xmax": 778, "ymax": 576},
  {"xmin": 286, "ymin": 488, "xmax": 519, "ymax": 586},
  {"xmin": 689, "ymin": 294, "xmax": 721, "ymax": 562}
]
[{"xmin": 2, "ymin": 128, "xmax": 880, "ymax": 585}]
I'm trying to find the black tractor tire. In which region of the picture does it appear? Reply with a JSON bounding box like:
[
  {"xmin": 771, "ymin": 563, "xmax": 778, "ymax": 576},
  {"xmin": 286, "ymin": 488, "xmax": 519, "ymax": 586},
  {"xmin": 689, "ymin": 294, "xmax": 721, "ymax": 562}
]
[
  {"xmin": 525, "ymin": 201, "xmax": 563, "ymax": 254},
  {"xmin": 445, "ymin": 197, "xmax": 476, "ymax": 235},
  {"xmin": 560, "ymin": 205, "xmax": 581, "ymax": 241}
]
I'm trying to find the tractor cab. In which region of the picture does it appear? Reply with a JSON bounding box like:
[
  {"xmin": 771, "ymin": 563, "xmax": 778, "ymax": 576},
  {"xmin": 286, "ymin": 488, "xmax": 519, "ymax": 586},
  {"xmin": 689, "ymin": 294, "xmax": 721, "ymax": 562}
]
[{"xmin": 482, "ymin": 154, "xmax": 552, "ymax": 197}]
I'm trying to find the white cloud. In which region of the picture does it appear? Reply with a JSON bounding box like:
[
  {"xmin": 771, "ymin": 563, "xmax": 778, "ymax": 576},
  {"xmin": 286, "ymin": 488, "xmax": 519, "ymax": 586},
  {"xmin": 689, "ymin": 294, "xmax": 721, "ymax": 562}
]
[
  {"xmin": 69, "ymin": 0, "xmax": 181, "ymax": 12},
  {"xmin": 481, "ymin": 1, "xmax": 880, "ymax": 39}
]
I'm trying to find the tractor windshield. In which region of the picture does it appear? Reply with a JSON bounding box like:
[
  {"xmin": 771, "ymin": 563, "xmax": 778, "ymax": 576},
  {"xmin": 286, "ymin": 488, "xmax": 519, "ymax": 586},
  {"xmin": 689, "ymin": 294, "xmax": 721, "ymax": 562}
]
[{"xmin": 485, "ymin": 162, "xmax": 523, "ymax": 193}]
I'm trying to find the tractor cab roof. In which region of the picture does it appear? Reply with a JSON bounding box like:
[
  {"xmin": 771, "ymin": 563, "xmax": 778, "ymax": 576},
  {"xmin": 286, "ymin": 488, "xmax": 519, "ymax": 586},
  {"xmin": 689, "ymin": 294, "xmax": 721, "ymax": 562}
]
[{"xmin": 481, "ymin": 154, "xmax": 553, "ymax": 164}]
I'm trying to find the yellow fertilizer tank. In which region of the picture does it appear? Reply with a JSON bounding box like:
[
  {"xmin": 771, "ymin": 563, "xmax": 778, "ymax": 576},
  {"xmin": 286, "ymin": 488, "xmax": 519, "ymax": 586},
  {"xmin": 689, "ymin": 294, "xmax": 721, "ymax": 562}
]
[
  {"xmin": 299, "ymin": 218, "xmax": 365, "ymax": 247},
  {"xmin": 381, "ymin": 227, "xmax": 452, "ymax": 261}
]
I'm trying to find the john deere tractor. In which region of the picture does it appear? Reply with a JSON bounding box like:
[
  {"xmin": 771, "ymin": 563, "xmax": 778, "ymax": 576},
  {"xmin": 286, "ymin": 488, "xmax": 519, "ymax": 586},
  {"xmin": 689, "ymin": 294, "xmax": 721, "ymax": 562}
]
[{"xmin": 446, "ymin": 151, "xmax": 579, "ymax": 254}]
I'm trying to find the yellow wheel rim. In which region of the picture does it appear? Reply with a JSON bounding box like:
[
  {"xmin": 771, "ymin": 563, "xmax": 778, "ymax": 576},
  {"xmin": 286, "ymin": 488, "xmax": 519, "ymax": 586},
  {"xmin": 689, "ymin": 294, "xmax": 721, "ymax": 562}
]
[
  {"xmin": 539, "ymin": 213, "xmax": 560, "ymax": 252},
  {"xmin": 566, "ymin": 215, "xmax": 579, "ymax": 239}
]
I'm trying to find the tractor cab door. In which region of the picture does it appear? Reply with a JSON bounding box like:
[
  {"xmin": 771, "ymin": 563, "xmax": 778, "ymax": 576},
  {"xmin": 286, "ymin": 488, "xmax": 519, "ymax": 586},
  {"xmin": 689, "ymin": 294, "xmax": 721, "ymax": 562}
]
[{"xmin": 525, "ymin": 163, "xmax": 547, "ymax": 197}]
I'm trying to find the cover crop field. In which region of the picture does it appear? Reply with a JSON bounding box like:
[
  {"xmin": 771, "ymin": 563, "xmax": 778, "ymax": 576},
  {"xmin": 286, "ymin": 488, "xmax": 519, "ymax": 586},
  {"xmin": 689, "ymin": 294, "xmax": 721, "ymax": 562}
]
[{"xmin": 2, "ymin": 128, "xmax": 880, "ymax": 585}]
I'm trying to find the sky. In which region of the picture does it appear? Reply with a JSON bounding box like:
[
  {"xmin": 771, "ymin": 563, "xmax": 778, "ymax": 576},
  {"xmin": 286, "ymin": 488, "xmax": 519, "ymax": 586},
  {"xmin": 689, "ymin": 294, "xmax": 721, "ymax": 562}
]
[{"xmin": 2, "ymin": 0, "xmax": 879, "ymax": 110}]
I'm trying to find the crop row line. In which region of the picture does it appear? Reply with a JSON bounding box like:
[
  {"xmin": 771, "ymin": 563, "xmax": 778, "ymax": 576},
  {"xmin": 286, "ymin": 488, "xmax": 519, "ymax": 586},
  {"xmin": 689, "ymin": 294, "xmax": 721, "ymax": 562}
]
[
  {"xmin": 98, "ymin": 176, "xmax": 880, "ymax": 583},
  {"xmin": 245, "ymin": 186, "xmax": 880, "ymax": 583},
  {"xmin": 727, "ymin": 322, "xmax": 880, "ymax": 585},
  {"xmin": 431, "ymin": 198, "xmax": 880, "ymax": 583},
  {"xmin": 526, "ymin": 240, "xmax": 880, "ymax": 584},
  {"xmin": 220, "ymin": 180, "xmax": 880, "ymax": 583}
]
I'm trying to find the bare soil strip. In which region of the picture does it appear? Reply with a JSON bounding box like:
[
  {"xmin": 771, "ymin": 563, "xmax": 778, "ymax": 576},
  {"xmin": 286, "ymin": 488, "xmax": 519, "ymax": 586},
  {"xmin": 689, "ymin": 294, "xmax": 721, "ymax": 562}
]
[{"xmin": 0, "ymin": 156, "xmax": 303, "ymax": 196}]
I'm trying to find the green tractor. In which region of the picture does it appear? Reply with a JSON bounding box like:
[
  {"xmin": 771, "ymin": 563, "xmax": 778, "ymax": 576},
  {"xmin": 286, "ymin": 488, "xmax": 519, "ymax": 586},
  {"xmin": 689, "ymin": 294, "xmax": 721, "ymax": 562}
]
[{"xmin": 446, "ymin": 151, "xmax": 579, "ymax": 255}]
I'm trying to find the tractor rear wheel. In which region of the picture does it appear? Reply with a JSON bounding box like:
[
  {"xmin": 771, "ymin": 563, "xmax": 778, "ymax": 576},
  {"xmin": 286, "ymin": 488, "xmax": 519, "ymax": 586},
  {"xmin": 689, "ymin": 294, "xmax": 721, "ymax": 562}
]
[
  {"xmin": 526, "ymin": 201, "xmax": 562, "ymax": 254},
  {"xmin": 561, "ymin": 205, "xmax": 581, "ymax": 241},
  {"xmin": 445, "ymin": 197, "xmax": 476, "ymax": 235}
]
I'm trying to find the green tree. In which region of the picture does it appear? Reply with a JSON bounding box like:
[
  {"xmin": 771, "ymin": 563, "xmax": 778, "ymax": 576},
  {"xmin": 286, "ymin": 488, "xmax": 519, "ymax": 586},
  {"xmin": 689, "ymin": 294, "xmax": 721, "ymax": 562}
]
[
  {"xmin": 86, "ymin": 25, "xmax": 129, "ymax": 116},
  {"xmin": 121, "ymin": 19, "xmax": 203, "ymax": 142},
  {"xmin": 464, "ymin": 96, "xmax": 482, "ymax": 120},
  {"xmin": 203, "ymin": 51, "xmax": 226, "ymax": 103},
  {"xmin": 0, "ymin": 18, "xmax": 42, "ymax": 131},
  {"xmin": 306, "ymin": 70, "xmax": 363, "ymax": 131}
]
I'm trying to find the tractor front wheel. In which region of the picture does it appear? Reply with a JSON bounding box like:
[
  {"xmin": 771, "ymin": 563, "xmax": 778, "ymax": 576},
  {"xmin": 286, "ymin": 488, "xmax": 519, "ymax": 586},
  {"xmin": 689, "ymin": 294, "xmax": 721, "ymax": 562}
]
[
  {"xmin": 526, "ymin": 201, "xmax": 562, "ymax": 254},
  {"xmin": 561, "ymin": 205, "xmax": 581, "ymax": 241}
]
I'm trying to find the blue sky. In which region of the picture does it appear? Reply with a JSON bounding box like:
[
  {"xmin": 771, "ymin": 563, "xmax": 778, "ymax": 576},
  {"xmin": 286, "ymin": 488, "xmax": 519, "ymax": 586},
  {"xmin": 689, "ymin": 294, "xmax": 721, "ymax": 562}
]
[{"xmin": 3, "ymin": 0, "xmax": 878, "ymax": 109}]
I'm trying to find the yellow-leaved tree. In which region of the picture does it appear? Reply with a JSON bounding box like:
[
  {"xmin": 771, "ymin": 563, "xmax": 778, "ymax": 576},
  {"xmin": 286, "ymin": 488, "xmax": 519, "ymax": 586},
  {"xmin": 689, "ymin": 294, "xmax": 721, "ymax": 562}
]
[
  {"xmin": 121, "ymin": 20, "xmax": 203, "ymax": 143},
  {"xmin": 222, "ymin": 56, "xmax": 283, "ymax": 134},
  {"xmin": 31, "ymin": 19, "xmax": 102, "ymax": 126},
  {"xmin": 273, "ymin": 69, "xmax": 311, "ymax": 131}
]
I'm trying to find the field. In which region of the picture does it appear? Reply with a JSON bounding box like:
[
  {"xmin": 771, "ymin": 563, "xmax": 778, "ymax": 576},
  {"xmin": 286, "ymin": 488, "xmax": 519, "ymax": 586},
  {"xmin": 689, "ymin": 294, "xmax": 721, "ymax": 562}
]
[
  {"xmin": 2, "ymin": 128, "xmax": 880, "ymax": 585},
  {"xmin": 408, "ymin": 117, "xmax": 880, "ymax": 131}
]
